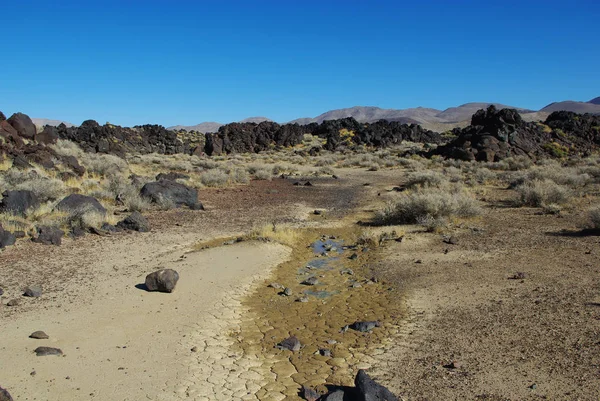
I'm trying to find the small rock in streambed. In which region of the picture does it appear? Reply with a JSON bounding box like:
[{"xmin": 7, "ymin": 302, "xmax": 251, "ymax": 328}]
[
  {"xmin": 276, "ymin": 336, "xmax": 301, "ymax": 352},
  {"xmin": 34, "ymin": 346, "xmax": 63, "ymax": 356},
  {"xmin": 340, "ymin": 268, "xmax": 354, "ymax": 275},
  {"xmin": 443, "ymin": 360, "xmax": 461, "ymax": 369},
  {"xmin": 280, "ymin": 287, "xmax": 292, "ymax": 296},
  {"xmin": 318, "ymin": 348, "xmax": 332, "ymax": 357},
  {"xmin": 269, "ymin": 282, "xmax": 284, "ymax": 290},
  {"xmin": 29, "ymin": 331, "xmax": 49, "ymax": 339},
  {"xmin": 6, "ymin": 299, "xmax": 19, "ymax": 307},
  {"xmin": 23, "ymin": 285, "xmax": 42, "ymax": 297},
  {"xmin": 190, "ymin": 346, "xmax": 198, "ymax": 352},
  {"xmin": 296, "ymin": 296, "xmax": 309, "ymax": 303},
  {"xmin": 348, "ymin": 253, "xmax": 358, "ymax": 260},
  {"xmin": 509, "ymin": 272, "xmax": 527, "ymax": 280},
  {"xmin": 302, "ymin": 385, "xmax": 320, "ymax": 401},
  {"xmin": 349, "ymin": 321, "xmax": 380, "ymax": 332},
  {"xmin": 301, "ymin": 276, "xmax": 318, "ymax": 286}
]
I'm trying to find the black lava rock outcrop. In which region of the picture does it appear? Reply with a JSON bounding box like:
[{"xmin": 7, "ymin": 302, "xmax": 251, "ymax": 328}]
[
  {"xmin": 433, "ymin": 106, "xmax": 600, "ymax": 161},
  {"xmin": 0, "ymin": 224, "xmax": 16, "ymax": 249},
  {"xmin": 7, "ymin": 112, "xmax": 36, "ymax": 140},
  {"xmin": 32, "ymin": 226, "xmax": 64, "ymax": 246},
  {"xmin": 140, "ymin": 180, "xmax": 203, "ymax": 209}
]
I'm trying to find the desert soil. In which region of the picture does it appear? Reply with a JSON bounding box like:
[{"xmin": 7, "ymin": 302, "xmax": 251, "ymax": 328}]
[{"xmin": 1, "ymin": 169, "xmax": 599, "ymax": 401}]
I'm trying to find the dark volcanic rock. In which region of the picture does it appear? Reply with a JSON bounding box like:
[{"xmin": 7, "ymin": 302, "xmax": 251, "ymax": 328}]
[
  {"xmin": 7, "ymin": 112, "xmax": 36, "ymax": 139},
  {"xmin": 35, "ymin": 125, "xmax": 59, "ymax": 145},
  {"xmin": 276, "ymin": 336, "xmax": 301, "ymax": 352},
  {"xmin": 321, "ymin": 390, "xmax": 345, "ymax": 401},
  {"xmin": 0, "ymin": 190, "xmax": 40, "ymax": 216},
  {"xmin": 0, "ymin": 225, "xmax": 16, "ymax": 248},
  {"xmin": 355, "ymin": 369, "xmax": 399, "ymax": 401},
  {"xmin": 29, "ymin": 331, "xmax": 49, "ymax": 339},
  {"xmin": 301, "ymin": 385, "xmax": 320, "ymax": 401},
  {"xmin": 301, "ymin": 276, "xmax": 318, "ymax": 286},
  {"xmin": 23, "ymin": 285, "xmax": 42, "ymax": 297},
  {"xmin": 144, "ymin": 269, "xmax": 179, "ymax": 293},
  {"xmin": 350, "ymin": 321, "xmax": 380, "ymax": 332},
  {"xmin": 32, "ymin": 226, "xmax": 64, "ymax": 245},
  {"xmin": 0, "ymin": 386, "xmax": 13, "ymax": 401},
  {"xmin": 116, "ymin": 211, "xmax": 150, "ymax": 232},
  {"xmin": 56, "ymin": 194, "xmax": 107, "ymax": 215},
  {"xmin": 433, "ymin": 106, "xmax": 600, "ymax": 161},
  {"xmin": 140, "ymin": 180, "xmax": 203, "ymax": 209},
  {"xmin": 34, "ymin": 346, "xmax": 63, "ymax": 356}
]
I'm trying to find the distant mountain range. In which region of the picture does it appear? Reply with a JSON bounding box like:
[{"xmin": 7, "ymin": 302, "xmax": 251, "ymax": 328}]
[{"xmin": 32, "ymin": 97, "xmax": 600, "ymax": 133}]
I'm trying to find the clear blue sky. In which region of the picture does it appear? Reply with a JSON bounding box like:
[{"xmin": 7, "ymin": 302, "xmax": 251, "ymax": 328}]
[{"xmin": 2, "ymin": 0, "xmax": 599, "ymax": 127}]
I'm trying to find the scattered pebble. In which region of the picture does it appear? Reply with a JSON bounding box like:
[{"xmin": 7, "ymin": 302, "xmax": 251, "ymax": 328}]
[
  {"xmin": 276, "ymin": 336, "xmax": 301, "ymax": 352},
  {"xmin": 34, "ymin": 346, "xmax": 63, "ymax": 356},
  {"xmin": 301, "ymin": 276, "xmax": 318, "ymax": 286},
  {"xmin": 29, "ymin": 331, "xmax": 49, "ymax": 339},
  {"xmin": 23, "ymin": 285, "xmax": 42, "ymax": 298},
  {"xmin": 7, "ymin": 299, "xmax": 19, "ymax": 307}
]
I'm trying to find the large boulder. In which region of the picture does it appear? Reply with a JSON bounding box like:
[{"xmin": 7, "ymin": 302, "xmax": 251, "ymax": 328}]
[
  {"xmin": 0, "ymin": 225, "xmax": 16, "ymax": 248},
  {"xmin": 32, "ymin": 226, "xmax": 64, "ymax": 245},
  {"xmin": 7, "ymin": 112, "xmax": 36, "ymax": 140},
  {"xmin": 0, "ymin": 190, "xmax": 40, "ymax": 216},
  {"xmin": 355, "ymin": 369, "xmax": 399, "ymax": 401},
  {"xmin": 35, "ymin": 126, "xmax": 59, "ymax": 145},
  {"xmin": 56, "ymin": 194, "xmax": 106, "ymax": 215},
  {"xmin": 116, "ymin": 211, "xmax": 150, "ymax": 232},
  {"xmin": 140, "ymin": 180, "xmax": 203, "ymax": 209},
  {"xmin": 144, "ymin": 269, "xmax": 179, "ymax": 293}
]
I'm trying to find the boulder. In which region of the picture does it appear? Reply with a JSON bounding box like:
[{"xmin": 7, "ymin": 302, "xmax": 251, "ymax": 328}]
[
  {"xmin": 355, "ymin": 369, "xmax": 399, "ymax": 401},
  {"xmin": 7, "ymin": 112, "xmax": 36, "ymax": 140},
  {"xmin": 56, "ymin": 194, "xmax": 106, "ymax": 215},
  {"xmin": 0, "ymin": 225, "xmax": 16, "ymax": 248},
  {"xmin": 0, "ymin": 386, "xmax": 13, "ymax": 401},
  {"xmin": 35, "ymin": 126, "xmax": 59, "ymax": 145},
  {"xmin": 0, "ymin": 190, "xmax": 40, "ymax": 216},
  {"xmin": 116, "ymin": 211, "xmax": 150, "ymax": 232},
  {"xmin": 32, "ymin": 226, "xmax": 63, "ymax": 245},
  {"xmin": 144, "ymin": 269, "xmax": 179, "ymax": 293},
  {"xmin": 140, "ymin": 180, "xmax": 203, "ymax": 209},
  {"xmin": 61, "ymin": 155, "xmax": 85, "ymax": 176},
  {"xmin": 321, "ymin": 390, "xmax": 345, "ymax": 401}
]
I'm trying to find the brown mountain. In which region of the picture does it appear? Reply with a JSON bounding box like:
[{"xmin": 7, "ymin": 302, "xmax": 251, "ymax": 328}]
[{"xmin": 541, "ymin": 101, "xmax": 600, "ymax": 114}]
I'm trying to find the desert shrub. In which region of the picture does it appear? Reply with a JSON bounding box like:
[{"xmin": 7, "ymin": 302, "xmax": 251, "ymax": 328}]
[
  {"xmin": 15, "ymin": 177, "xmax": 66, "ymax": 202},
  {"xmin": 65, "ymin": 205, "xmax": 106, "ymax": 230},
  {"xmin": 50, "ymin": 139, "xmax": 84, "ymax": 159},
  {"xmin": 416, "ymin": 214, "xmax": 449, "ymax": 232},
  {"xmin": 589, "ymin": 207, "xmax": 600, "ymax": 229},
  {"xmin": 375, "ymin": 188, "xmax": 481, "ymax": 225},
  {"xmin": 499, "ymin": 156, "xmax": 533, "ymax": 171},
  {"xmin": 319, "ymin": 166, "xmax": 335, "ymax": 175},
  {"xmin": 405, "ymin": 171, "xmax": 446, "ymax": 189},
  {"xmin": 514, "ymin": 179, "xmax": 571, "ymax": 207},
  {"xmin": 200, "ymin": 169, "xmax": 229, "ymax": 187},
  {"xmin": 81, "ymin": 153, "xmax": 129, "ymax": 176},
  {"xmin": 229, "ymin": 168, "xmax": 250, "ymax": 184}
]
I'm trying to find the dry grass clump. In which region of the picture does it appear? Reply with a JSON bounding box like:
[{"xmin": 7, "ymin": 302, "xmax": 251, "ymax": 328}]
[
  {"xmin": 229, "ymin": 168, "xmax": 250, "ymax": 184},
  {"xmin": 15, "ymin": 177, "xmax": 66, "ymax": 202},
  {"xmin": 249, "ymin": 222, "xmax": 299, "ymax": 246},
  {"xmin": 376, "ymin": 187, "xmax": 481, "ymax": 226},
  {"xmin": 588, "ymin": 207, "xmax": 600, "ymax": 229},
  {"xmin": 514, "ymin": 179, "xmax": 571, "ymax": 207},
  {"xmin": 247, "ymin": 164, "xmax": 273, "ymax": 180},
  {"xmin": 404, "ymin": 171, "xmax": 446, "ymax": 189},
  {"xmin": 200, "ymin": 169, "xmax": 229, "ymax": 187}
]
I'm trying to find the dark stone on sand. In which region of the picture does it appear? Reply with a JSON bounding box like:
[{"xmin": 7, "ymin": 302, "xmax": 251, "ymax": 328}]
[
  {"xmin": 34, "ymin": 346, "xmax": 63, "ymax": 356},
  {"xmin": 350, "ymin": 321, "xmax": 380, "ymax": 332},
  {"xmin": 144, "ymin": 269, "xmax": 179, "ymax": 293},
  {"xmin": 29, "ymin": 331, "xmax": 49, "ymax": 339}
]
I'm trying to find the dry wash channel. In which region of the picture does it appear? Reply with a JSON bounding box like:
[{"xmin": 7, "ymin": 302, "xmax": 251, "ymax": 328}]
[{"xmin": 187, "ymin": 228, "xmax": 405, "ymax": 400}]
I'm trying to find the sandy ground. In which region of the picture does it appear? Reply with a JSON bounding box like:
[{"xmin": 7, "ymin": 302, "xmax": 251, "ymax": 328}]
[
  {"xmin": 0, "ymin": 240, "xmax": 291, "ymax": 401},
  {"xmin": 2, "ymin": 169, "xmax": 600, "ymax": 400}
]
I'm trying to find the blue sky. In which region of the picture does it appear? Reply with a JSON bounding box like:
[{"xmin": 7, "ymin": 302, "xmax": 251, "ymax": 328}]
[{"xmin": 2, "ymin": 0, "xmax": 599, "ymax": 126}]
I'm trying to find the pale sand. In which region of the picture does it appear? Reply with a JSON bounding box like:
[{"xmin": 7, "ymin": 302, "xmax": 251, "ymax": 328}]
[{"xmin": 0, "ymin": 240, "xmax": 291, "ymax": 401}]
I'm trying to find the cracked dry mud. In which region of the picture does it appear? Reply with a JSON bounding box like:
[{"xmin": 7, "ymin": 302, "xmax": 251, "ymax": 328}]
[{"xmin": 175, "ymin": 228, "xmax": 404, "ymax": 400}]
